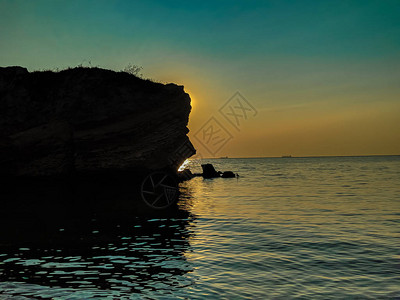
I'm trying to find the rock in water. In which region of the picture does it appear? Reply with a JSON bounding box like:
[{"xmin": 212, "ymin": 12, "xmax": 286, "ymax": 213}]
[
  {"xmin": 0, "ymin": 66, "xmax": 195, "ymax": 177},
  {"xmin": 201, "ymin": 164, "xmax": 220, "ymax": 179},
  {"xmin": 221, "ymin": 171, "xmax": 235, "ymax": 178}
]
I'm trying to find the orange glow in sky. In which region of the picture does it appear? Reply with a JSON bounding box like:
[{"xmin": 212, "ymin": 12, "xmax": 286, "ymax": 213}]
[{"xmin": 1, "ymin": 1, "xmax": 399, "ymax": 157}]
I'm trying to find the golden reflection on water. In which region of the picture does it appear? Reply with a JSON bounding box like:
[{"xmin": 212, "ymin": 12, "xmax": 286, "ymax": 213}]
[
  {"xmin": 174, "ymin": 157, "xmax": 400, "ymax": 298},
  {"xmin": 0, "ymin": 156, "xmax": 399, "ymax": 298}
]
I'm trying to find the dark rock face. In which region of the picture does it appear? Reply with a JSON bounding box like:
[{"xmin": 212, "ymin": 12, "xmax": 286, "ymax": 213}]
[{"xmin": 0, "ymin": 66, "xmax": 195, "ymax": 177}]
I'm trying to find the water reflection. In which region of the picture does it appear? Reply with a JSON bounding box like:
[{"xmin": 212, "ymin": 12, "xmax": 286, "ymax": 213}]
[{"xmin": 0, "ymin": 183, "xmax": 195, "ymax": 298}]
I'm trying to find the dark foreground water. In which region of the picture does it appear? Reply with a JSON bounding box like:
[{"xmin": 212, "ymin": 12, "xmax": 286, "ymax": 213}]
[{"xmin": 1, "ymin": 156, "xmax": 399, "ymax": 299}]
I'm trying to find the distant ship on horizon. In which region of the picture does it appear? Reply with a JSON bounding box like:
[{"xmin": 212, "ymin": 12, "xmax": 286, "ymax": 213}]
[
  {"xmin": 219, "ymin": 156, "xmax": 229, "ymax": 159},
  {"xmin": 281, "ymin": 155, "xmax": 292, "ymax": 158}
]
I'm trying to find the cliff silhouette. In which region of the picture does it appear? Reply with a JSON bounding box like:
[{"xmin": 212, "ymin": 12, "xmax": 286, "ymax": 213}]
[{"xmin": 0, "ymin": 66, "xmax": 195, "ymax": 178}]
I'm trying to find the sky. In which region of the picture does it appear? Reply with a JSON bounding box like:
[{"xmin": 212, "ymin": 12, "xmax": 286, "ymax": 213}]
[{"xmin": 1, "ymin": 0, "xmax": 399, "ymax": 157}]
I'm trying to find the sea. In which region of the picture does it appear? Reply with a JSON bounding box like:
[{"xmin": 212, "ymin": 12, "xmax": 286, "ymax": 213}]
[{"xmin": 0, "ymin": 156, "xmax": 399, "ymax": 299}]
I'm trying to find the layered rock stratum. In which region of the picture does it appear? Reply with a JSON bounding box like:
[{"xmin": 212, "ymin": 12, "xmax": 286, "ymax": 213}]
[{"xmin": 0, "ymin": 66, "xmax": 195, "ymax": 177}]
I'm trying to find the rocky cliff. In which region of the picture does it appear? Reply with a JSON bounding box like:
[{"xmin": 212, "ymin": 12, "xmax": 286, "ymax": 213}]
[{"xmin": 0, "ymin": 66, "xmax": 195, "ymax": 177}]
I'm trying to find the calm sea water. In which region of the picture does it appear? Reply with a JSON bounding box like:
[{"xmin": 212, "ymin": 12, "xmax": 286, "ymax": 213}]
[{"xmin": 1, "ymin": 156, "xmax": 399, "ymax": 299}]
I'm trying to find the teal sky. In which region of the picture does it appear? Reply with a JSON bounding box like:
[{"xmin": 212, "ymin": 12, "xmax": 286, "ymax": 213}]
[{"xmin": 1, "ymin": 0, "xmax": 400, "ymax": 156}]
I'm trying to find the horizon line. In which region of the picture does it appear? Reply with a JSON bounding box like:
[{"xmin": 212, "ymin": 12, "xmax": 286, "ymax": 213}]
[{"xmin": 194, "ymin": 154, "xmax": 400, "ymax": 159}]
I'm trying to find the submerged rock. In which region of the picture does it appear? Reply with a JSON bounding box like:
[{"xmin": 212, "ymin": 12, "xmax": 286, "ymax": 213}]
[
  {"xmin": 0, "ymin": 66, "xmax": 195, "ymax": 177},
  {"xmin": 221, "ymin": 171, "xmax": 235, "ymax": 178}
]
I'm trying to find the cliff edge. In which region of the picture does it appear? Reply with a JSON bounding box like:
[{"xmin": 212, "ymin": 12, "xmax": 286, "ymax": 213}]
[{"xmin": 0, "ymin": 66, "xmax": 195, "ymax": 177}]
